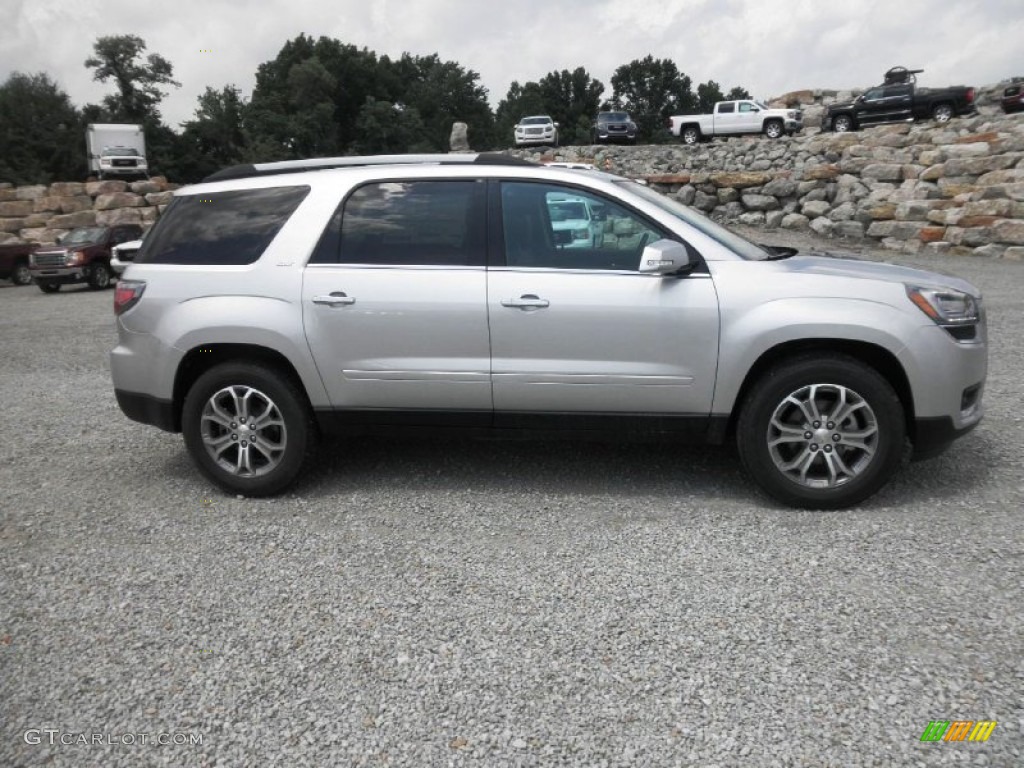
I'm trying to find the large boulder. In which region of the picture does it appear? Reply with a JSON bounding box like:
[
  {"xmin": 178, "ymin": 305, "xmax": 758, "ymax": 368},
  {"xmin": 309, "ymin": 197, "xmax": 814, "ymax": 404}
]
[
  {"xmin": 0, "ymin": 201, "xmax": 33, "ymax": 217},
  {"xmin": 15, "ymin": 185, "xmax": 48, "ymax": 201},
  {"xmin": 85, "ymin": 180, "xmax": 128, "ymax": 196},
  {"xmin": 94, "ymin": 192, "xmax": 145, "ymax": 211},
  {"xmin": 449, "ymin": 122, "xmax": 470, "ymax": 152},
  {"xmin": 48, "ymin": 211, "xmax": 97, "ymax": 229}
]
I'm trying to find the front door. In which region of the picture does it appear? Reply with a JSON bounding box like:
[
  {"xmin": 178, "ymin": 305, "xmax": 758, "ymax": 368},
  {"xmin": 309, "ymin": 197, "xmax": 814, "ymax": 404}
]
[
  {"xmin": 302, "ymin": 179, "xmax": 492, "ymax": 424},
  {"xmin": 488, "ymin": 181, "xmax": 720, "ymax": 430}
]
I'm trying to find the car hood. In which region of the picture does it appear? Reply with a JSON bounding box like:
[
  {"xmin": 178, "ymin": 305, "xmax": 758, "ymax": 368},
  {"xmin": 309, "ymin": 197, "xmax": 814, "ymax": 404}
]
[
  {"xmin": 783, "ymin": 252, "xmax": 980, "ymax": 297},
  {"xmin": 36, "ymin": 240, "xmax": 102, "ymax": 253},
  {"xmin": 826, "ymin": 100, "xmax": 856, "ymax": 113}
]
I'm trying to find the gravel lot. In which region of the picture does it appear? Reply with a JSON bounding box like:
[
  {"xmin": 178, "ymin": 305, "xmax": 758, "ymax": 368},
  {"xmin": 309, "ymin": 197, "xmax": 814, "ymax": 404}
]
[{"xmin": 1, "ymin": 233, "xmax": 1021, "ymax": 767}]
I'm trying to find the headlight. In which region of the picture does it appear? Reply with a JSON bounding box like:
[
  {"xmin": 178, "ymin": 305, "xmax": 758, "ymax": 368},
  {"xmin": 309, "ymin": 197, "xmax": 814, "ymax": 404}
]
[
  {"xmin": 906, "ymin": 285, "xmax": 980, "ymax": 339},
  {"xmin": 64, "ymin": 250, "xmax": 86, "ymax": 266}
]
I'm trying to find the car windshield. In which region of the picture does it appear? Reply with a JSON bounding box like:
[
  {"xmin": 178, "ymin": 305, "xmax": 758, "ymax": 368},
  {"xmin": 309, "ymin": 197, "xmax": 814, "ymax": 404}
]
[
  {"xmin": 617, "ymin": 181, "xmax": 771, "ymax": 260},
  {"xmin": 520, "ymin": 117, "xmax": 552, "ymax": 125},
  {"xmin": 548, "ymin": 201, "xmax": 588, "ymax": 221},
  {"xmin": 103, "ymin": 147, "xmax": 138, "ymax": 156},
  {"xmin": 62, "ymin": 227, "xmax": 107, "ymax": 245},
  {"xmin": 600, "ymin": 112, "xmax": 629, "ymax": 122}
]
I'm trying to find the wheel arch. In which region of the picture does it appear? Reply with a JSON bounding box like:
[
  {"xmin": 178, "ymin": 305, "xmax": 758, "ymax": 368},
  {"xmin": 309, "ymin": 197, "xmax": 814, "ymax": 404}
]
[
  {"xmin": 722, "ymin": 339, "xmax": 915, "ymax": 442},
  {"xmin": 172, "ymin": 343, "xmax": 316, "ymax": 433}
]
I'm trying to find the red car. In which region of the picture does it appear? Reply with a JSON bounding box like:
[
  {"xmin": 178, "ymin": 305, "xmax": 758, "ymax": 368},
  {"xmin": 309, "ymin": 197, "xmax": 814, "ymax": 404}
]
[{"xmin": 1001, "ymin": 84, "xmax": 1024, "ymax": 114}]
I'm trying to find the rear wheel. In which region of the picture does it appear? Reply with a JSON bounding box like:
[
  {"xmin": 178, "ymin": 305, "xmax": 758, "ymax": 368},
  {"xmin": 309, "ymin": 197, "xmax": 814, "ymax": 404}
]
[
  {"xmin": 681, "ymin": 126, "xmax": 701, "ymax": 145},
  {"xmin": 88, "ymin": 262, "xmax": 112, "ymax": 290},
  {"xmin": 764, "ymin": 119, "xmax": 784, "ymax": 139},
  {"xmin": 932, "ymin": 103, "xmax": 954, "ymax": 123},
  {"xmin": 37, "ymin": 282, "xmax": 60, "ymax": 293},
  {"xmin": 11, "ymin": 263, "xmax": 32, "ymax": 286},
  {"xmin": 736, "ymin": 354, "xmax": 905, "ymax": 509},
  {"xmin": 182, "ymin": 362, "xmax": 317, "ymax": 496}
]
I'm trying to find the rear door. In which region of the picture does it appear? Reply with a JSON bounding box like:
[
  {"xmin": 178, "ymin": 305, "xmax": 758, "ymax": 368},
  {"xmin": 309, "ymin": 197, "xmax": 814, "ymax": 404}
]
[
  {"xmin": 487, "ymin": 180, "xmax": 720, "ymax": 430},
  {"xmin": 302, "ymin": 179, "xmax": 492, "ymax": 425}
]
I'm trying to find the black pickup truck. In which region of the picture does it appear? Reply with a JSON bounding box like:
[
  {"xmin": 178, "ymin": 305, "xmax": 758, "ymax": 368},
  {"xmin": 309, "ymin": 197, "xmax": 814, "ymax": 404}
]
[{"xmin": 822, "ymin": 67, "xmax": 976, "ymax": 133}]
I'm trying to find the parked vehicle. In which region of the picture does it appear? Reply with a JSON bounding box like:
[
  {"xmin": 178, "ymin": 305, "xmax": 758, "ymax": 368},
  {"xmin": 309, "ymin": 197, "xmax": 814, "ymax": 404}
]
[
  {"xmin": 822, "ymin": 67, "xmax": 976, "ymax": 132},
  {"xmin": 111, "ymin": 238, "xmax": 145, "ymax": 275},
  {"xmin": 1001, "ymin": 84, "xmax": 1024, "ymax": 114},
  {"xmin": 30, "ymin": 224, "xmax": 144, "ymax": 292},
  {"xmin": 667, "ymin": 100, "xmax": 803, "ymax": 144},
  {"xmin": 514, "ymin": 116, "xmax": 559, "ymax": 147},
  {"xmin": 546, "ymin": 195, "xmax": 598, "ymax": 248},
  {"xmin": 0, "ymin": 242, "xmax": 37, "ymax": 286},
  {"xmin": 591, "ymin": 111, "xmax": 637, "ymax": 144},
  {"xmin": 110, "ymin": 153, "xmax": 986, "ymax": 509},
  {"xmin": 86, "ymin": 124, "xmax": 149, "ymax": 180}
]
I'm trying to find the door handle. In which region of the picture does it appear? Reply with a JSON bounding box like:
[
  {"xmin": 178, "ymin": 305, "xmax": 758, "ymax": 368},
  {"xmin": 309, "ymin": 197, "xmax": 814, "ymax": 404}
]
[
  {"xmin": 312, "ymin": 291, "xmax": 356, "ymax": 306},
  {"xmin": 501, "ymin": 294, "xmax": 550, "ymax": 309}
]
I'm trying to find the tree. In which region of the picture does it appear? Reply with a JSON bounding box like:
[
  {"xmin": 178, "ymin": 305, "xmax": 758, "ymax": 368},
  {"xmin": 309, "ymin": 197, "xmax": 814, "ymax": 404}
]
[
  {"xmin": 696, "ymin": 80, "xmax": 724, "ymax": 113},
  {"xmin": 353, "ymin": 98, "xmax": 430, "ymax": 154},
  {"xmin": 610, "ymin": 56, "xmax": 696, "ymax": 142},
  {"xmin": 84, "ymin": 35, "xmax": 180, "ymax": 122},
  {"xmin": 726, "ymin": 86, "xmax": 752, "ymax": 100},
  {"xmin": 495, "ymin": 68, "xmax": 604, "ymax": 147},
  {"xmin": 0, "ymin": 72, "xmax": 85, "ymax": 184},
  {"xmin": 495, "ymin": 80, "xmax": 547, "ymax": 144},
  {"xmin": 176, "ymin": 85, "xmax": 249, "ymax": 181}
]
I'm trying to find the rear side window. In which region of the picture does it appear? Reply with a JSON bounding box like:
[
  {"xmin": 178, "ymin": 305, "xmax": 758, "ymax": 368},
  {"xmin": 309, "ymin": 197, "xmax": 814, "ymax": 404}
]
[
  {"xmin": 313, "ymin": 180, "xmax": 485, "ymax": 266},
  {"xmin": 718, "ymin": 102, "xmax": 735, "ymax": 114},
  {"xmin": 136, "ymin": 186, "xmax": 309, "ymax": 265}
]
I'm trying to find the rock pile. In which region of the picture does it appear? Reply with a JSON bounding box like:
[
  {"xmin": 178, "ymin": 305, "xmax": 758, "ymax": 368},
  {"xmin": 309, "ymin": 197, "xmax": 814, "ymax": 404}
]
[
  {"xmin": 0, "ymin": 178, "xmax": 177, "ymax": 245},
  {"xmin": 512, "ymin": 111, "xmax": 1024, "ymax": 259}
]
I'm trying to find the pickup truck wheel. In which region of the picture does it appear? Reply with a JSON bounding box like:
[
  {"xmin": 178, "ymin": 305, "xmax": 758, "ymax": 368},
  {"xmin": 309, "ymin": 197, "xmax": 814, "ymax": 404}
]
[
  {"xmin": 37, "ymin": 282, "xmax": 60, "ymax": 293},
  {"xmin": 11, "ymin": 263, "xmax": 32, "ymax": 286},
  {"xmin": 88, "ymin": 262, "xmax": 112, "ymax": 290},
  {"xmin": 833, "ymin": 114, "xmax": 853, "ymax": 132},
  {"xmin": 764, "ymin": 119, "xmax": 784, "ymax": 139},
  {"xmin": 182, "ymin": 362, "xmax": 317, "ymax": 496},
  {"xmin": 736, "ymin": 354, "xmax": 905, "ymax": 509},
  {"xmin": 681, "ymin": 126, "xmax": 701, "ymax": 145},
  {"xmin": 932, "ymin": 103, "xmax": 954, "ymax": 123}
]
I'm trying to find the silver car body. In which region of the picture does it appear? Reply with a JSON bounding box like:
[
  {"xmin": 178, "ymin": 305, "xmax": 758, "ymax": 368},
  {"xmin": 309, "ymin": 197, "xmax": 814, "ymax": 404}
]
[{"xmin": 110, "ymin": 155, "xmax": 986, "ymax": 504}]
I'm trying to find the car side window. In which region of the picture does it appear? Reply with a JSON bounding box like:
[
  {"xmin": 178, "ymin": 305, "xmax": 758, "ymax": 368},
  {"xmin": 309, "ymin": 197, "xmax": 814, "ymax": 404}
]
[
  {"xmin": 738, "ymin": 102, "xmax": 756, "ymax": 113},
  {"xmin": 718, "ymin": 102, "xmax": 735, "ymax": 114},
  {"xmin": 500, "ymin": 182, "xmax": 666, "ymax": 272},
  {"xmin": 863, "ymin": 88, "xmax": 884, "ymax": 101},
  {"xmin": 885, "ymin": 84, "xmax": 911, "ymax": 99},
  {"xmin": 314, "ymin": 180, "xmax": 485, "ymax": 266}
]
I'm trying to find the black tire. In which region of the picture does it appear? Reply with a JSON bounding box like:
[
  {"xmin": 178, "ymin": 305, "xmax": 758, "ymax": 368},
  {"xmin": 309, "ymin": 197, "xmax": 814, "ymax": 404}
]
[
  {"xmin": 764, "ymin": 119, "xmax": 784, "ymax": 139},
  {"xmin": 182, "ymin": 362, "xmax": 317, "ymax": 496},
  {"xmin": 37, "ymin": 282, "xmax": 60, "ymax": 293},
  {"xmin": 833, "ymin": 114, "xmax": 854, "ymax": 133},
  {"xmin": 681, "ymin": 126, "xmax": 701, "ymax": 145},
  {"xmin": 736, "ymin": 354, "xmax": 905, "ymax": 509},
  {"xmin": 932, "ymin": 103, "xmax": 954, "ymax": 123},
  {"xmin": 88, "ymin": 262, "xmax": 112, "ymax": 290},
  {"xmin": 11, "ymin": 262, "xmax": 32, "ymax": 286}
]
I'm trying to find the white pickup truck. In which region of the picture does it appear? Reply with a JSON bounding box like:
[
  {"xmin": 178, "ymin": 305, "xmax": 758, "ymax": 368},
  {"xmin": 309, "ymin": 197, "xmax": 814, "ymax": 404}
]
[{"xmin": 666, "ymin": 100, "xmax": 803, "ymax": 144}]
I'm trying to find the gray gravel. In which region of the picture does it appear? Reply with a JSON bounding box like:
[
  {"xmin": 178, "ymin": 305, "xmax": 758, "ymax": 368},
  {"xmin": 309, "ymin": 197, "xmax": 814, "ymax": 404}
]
[{"xmin": 1, "ymin": 233, "xmax": 1022, "ymax": 767}]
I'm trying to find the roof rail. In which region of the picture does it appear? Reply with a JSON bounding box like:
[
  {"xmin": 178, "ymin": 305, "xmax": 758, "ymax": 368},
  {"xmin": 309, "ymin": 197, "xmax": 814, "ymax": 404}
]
[{"xmin": 202, "ymin": 152, "xmax": 535, "ymax": 183}]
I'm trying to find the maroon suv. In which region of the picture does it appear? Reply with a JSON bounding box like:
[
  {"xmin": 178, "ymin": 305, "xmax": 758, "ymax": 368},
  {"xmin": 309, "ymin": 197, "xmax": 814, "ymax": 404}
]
[
  {"xmin": 1002, "ymin": 84, "xmax": 1024, "ymax": 114},
  {"xmin": 30, "ymin": 225, "xmax": 143, "ymax": 293}
]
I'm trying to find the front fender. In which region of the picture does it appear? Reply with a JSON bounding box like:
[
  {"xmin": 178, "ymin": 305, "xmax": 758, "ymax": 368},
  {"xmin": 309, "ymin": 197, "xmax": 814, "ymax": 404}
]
[{"xmin": 711, "ymin": 298, "xmax": 915, "ymax": 415}]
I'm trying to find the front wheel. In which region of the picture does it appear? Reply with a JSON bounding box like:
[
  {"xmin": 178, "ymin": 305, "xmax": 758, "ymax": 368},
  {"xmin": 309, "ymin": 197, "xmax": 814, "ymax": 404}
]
[
  {"xmin": 764, "ymin": 119, "xmax": 784, "ymax": 139},
  {"xmin": 932, "ymin": 103, "xmax": 954, "ymax": 123},
  {"xmin": 833, "ymin": 114, "xmax": 854, "ymax": 133},
  {"xmin": 736, "ymin": 354, "xmax": 905, "ymax": 509},
  {"xmin": 182, "ymin": 362, "xmax": 317, "ymax": 496},
  {"xmin": 37, "ymin": 281, "xmax": 60, "ymax": 293},
  {"xmin": 681, "ymin": 126, "xmax": 701, "ymax": 145}
]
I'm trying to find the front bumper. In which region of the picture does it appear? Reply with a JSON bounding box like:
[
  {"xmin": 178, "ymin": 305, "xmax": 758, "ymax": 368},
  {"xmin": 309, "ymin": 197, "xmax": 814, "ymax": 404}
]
[
  {"xmin": 785, "ymin": 119, "xmax": 803, "ymax": 133},
  {"xmin": 30, "ymin": 267, "xmax": 86, "ymax": 284},
  {"xmin": 820, "ymin": 114, "xmax": 834, "ymax": 131}
]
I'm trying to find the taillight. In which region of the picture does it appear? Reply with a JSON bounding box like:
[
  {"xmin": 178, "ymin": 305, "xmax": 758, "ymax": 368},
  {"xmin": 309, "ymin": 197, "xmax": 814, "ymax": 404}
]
[
  {"xmin": 114, "ymin": 280, "xmax": 145, "ymax": 315},
  {"xmin": 966, "ymin": 87, "xmax": 975, "ymax": 103}
]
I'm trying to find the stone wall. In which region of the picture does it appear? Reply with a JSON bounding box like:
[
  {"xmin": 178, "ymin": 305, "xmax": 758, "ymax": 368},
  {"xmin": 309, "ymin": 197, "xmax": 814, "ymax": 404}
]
[
  {"xmin": 0, "ymin": 179, "xmax": 177, "ymax": 245},
  {"xmin": 512, "ymin": 111, "xmax": 1024, "ymax": 259}
]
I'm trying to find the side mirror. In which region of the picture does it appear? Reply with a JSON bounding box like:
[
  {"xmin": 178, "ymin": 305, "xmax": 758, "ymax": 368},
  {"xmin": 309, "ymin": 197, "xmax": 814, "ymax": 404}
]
[{"xmin": 638, "ymin": 239, "xmax": 691, "ymax": 275}]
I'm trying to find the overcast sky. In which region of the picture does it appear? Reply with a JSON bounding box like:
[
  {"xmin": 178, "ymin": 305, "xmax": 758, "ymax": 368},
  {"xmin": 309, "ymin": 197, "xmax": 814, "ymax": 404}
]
[{"xmin": 3, "ymin": 0, "xmax": 1022, "ymax": 129}]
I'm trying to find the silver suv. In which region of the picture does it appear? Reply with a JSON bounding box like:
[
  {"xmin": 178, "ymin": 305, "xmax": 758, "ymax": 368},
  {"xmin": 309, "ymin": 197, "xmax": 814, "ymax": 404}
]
[{"xmin": 110, "ymin": 154, "xmax": 987, "ymax": 509}]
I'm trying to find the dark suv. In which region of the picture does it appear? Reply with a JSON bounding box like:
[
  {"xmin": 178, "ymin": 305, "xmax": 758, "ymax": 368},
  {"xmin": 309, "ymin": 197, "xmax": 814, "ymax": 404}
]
[
  {"xmin": 591, "ymin": 111, "xmax": 637, "ymax": 144},
  {"xmin": 1001, "ymin": 84, "xmax": 1024, "ymax": 114},
  {"xmin": 30, "ymin": 224, "xmax": 143, "ymax": 292}
]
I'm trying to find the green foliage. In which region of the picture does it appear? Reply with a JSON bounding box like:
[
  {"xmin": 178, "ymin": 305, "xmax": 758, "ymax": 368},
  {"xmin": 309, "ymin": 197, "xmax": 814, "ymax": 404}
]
[
  {"xmin": 175, "ymin": 86, "xmax": 249, "ymax": 181},
  {"xmin": 495, "ymin": 68, "xmax": 603, "ymax": 147},
  {"xmin": 726, "ymin": 86, "xmax": 753, "ymax": 100},
  {"xmin": 0, "ymin": 72, "xmax": 85, "ymax": 184},
  {"xmin": 696, "ymin": 80, "xmax": 724, "ymax": 113},
  {"xmin": 353, "ymin": 98, "xmax": 431, "ymax": 154},
  {"xmin": 84, "ymin": 35, "xmax": 180, "ymax": 122},
  {"xmin": 610, "ymin": 56, "xmax": 697, "ymax": 141}
]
